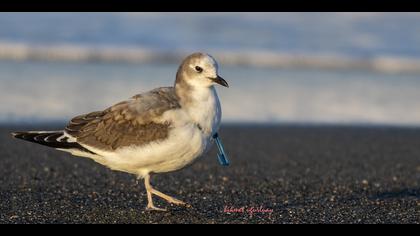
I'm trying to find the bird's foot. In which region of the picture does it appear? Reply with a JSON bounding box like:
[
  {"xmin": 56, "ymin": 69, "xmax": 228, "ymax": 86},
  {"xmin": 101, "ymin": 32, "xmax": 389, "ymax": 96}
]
[
  {"xmin": 146, "ymin": 204, "xmax": 167, "ymax": 212},
  {"xmin": 166, "ymin": 197, "xmax": 191, "ymax": 208},
  {"xmin": 150, "ymin": 188, "xmax": 192, "ymax": 208}
]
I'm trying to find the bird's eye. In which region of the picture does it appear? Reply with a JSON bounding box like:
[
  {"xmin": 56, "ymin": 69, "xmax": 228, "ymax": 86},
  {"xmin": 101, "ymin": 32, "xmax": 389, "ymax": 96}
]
[{"xmin": 195, "ymin": 66, "xmax": 203, "ymax": 73}]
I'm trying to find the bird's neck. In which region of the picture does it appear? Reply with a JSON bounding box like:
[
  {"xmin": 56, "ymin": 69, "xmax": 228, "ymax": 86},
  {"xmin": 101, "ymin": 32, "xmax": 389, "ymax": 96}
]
[{"xmin": 175, "ymin": 77, "xmax": 221, "ymax": 135}]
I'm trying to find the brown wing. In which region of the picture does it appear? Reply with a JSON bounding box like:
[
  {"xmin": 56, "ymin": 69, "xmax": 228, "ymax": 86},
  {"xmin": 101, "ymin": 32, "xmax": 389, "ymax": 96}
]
[{"xmin": 65, "ymin": 87, "xmax": 180, "ymax": 151}]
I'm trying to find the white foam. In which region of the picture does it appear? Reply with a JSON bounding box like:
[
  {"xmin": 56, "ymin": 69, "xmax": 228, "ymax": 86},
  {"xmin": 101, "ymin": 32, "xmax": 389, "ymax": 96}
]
[{"xmin": 1, "ymin": 41, "xmax": 420, "ymax": 74}]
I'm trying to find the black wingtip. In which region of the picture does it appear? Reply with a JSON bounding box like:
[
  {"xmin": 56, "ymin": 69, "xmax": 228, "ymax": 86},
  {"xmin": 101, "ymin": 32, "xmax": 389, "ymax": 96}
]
[{"xmin": 11, "ymin": 131, "xmax": 27, "ymax": 139}]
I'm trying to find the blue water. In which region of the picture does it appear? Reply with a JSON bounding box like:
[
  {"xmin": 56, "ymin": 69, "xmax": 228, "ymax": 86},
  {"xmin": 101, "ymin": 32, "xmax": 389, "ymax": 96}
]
[
  {"xmin": 1, "ymin": 13, "xmax": 420, "ymax": 126},
  {"xmin": 0, "ymin": 13, "xmax": 420, "ymax": 58},
  {"xmin": 2, "ymin": 60, "xmax": 420, "ymax": 126}
]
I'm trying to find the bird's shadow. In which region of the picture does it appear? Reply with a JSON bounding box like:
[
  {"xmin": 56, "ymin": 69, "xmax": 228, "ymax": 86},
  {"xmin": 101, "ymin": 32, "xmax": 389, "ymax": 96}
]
[{"xmin": 369, "ymin": 188, "xmax": 420, "ymax": 200}]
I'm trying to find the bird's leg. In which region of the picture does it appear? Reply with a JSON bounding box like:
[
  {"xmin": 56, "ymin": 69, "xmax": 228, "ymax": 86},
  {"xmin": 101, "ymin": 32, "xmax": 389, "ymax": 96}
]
[
  {"xmin": 145, "ymin": 174, "xmax": 191, "ymax": 208},
  {"xmin": 144, "ymin": 174, "xmax": 167, "ymax": 211}
]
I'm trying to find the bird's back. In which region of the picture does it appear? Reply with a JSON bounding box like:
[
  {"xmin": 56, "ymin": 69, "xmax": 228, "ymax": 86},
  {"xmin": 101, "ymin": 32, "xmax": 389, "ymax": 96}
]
[{"xmin": 65, "ymin": 87, "xmax": 182, "ymax": 152}]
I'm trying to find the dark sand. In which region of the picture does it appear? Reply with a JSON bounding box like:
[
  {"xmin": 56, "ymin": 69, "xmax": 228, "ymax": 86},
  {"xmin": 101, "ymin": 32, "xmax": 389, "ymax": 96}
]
[{"xmin": 0, "ymin": 124, "xmax": 419, "ymax": 224}]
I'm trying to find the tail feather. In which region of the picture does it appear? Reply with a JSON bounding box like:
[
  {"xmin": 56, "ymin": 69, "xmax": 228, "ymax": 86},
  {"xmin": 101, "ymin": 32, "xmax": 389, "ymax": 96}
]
[{"xmin": 11, "ymin": 131, "xmax": 96, "ymax": 154}]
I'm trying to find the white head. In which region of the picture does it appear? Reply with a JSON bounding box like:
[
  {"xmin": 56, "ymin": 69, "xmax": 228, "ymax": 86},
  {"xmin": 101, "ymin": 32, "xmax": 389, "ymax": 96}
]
[{"xmin": 175, "ymin": 52, "xmax": 228, "ymax": 89}]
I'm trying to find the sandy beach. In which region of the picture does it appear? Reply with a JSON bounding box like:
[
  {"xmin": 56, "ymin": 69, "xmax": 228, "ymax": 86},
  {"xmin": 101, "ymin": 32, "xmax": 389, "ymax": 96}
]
[{"xmin": 0, "ymin": 124, "xmax": 419, "ymax": 223}]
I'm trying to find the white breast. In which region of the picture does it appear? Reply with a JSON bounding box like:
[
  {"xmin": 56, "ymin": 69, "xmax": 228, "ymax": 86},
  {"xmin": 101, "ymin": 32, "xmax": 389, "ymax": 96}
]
[{"xmin": 186, "ymin": 86, "xmax": 222, "ymax": 136}]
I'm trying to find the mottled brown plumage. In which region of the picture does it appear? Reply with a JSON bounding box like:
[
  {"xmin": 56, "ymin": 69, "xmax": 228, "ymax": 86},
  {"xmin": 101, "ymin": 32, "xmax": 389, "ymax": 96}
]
[{"xmin": 65, "ymin": 87, "xmax": 180, "ymax": 151}]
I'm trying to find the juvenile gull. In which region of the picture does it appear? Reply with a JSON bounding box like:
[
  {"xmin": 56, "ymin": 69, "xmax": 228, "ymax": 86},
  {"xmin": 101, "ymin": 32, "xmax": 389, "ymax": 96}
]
[{"xmin": 12, "ymin": 52, "xmax": 229, "ymax": 211}]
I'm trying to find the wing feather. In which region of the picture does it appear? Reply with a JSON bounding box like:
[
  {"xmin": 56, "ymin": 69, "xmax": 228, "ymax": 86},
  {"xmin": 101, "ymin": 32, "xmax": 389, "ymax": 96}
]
[{"xmin": 65, "ymin": 87, "xmax": 180, "ymax": 151}]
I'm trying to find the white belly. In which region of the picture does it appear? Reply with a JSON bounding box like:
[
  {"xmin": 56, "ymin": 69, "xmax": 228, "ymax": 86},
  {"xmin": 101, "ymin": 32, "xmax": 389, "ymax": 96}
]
[{"xmin": 89, "ymin": 122, "xmax": 211, "ymax": 178}]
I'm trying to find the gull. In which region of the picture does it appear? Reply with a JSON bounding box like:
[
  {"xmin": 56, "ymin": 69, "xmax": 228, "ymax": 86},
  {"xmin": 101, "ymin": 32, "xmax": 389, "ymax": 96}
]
[{"xmin": 11, "ymin": 52, "xmax": 229, "ymax": 211}]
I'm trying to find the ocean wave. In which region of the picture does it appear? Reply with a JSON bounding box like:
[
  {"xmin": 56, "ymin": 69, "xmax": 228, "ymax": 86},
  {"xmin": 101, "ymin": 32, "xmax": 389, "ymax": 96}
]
[{"xmin": 1, "ymin": 41, "xmax": 420, "ymax": 74}]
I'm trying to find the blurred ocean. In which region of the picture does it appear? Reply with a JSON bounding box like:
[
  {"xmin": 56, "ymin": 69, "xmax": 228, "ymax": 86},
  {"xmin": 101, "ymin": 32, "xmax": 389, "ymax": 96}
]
[{"xmin": 1, "ymin": 12, "xmax": 420, "ymax": 126}]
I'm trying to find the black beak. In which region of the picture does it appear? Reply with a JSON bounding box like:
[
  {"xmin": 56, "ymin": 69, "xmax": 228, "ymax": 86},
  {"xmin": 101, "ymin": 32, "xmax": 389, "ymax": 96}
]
[{"xmin": 210, "ymin": 75, "xmax": 229, "ymax": 87}]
